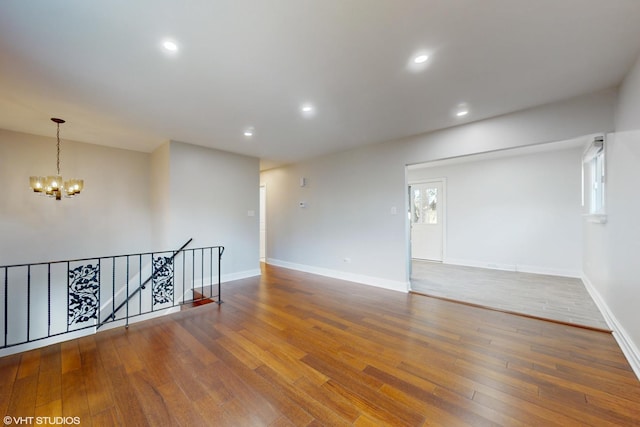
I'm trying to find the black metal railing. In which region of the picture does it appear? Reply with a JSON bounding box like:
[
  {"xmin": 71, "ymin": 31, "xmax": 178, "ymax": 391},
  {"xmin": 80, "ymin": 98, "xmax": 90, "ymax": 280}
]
[{"xmin": 0, "ymin": 240, "xmax": 224, "ymax": 351}]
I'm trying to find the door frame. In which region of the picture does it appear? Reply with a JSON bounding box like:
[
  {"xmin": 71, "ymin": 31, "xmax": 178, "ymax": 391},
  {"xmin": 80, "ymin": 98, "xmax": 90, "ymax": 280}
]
[
  {"xmin": 259, "ymin": 184, "xmax": 267, "ymax": 263},
  {"xmin": 406, "ymin": 178, "xmax": 447, "ymax": 274}
]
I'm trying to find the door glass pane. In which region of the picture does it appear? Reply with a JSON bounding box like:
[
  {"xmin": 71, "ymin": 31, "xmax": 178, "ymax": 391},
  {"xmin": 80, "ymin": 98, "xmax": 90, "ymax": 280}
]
[
  {"xmin": 426, "ymin": 188, "xmax": 437, "ymax": 224},
  {"xmin": 412, "ymin": 189, "xmax": 422, "ymax": 223}
]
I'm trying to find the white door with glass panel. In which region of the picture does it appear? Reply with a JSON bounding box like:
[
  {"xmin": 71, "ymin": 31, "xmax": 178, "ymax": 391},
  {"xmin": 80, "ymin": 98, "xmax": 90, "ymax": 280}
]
[{"xmin": 410, "ymin": 181, "xmax": 444, "ymax": 261}]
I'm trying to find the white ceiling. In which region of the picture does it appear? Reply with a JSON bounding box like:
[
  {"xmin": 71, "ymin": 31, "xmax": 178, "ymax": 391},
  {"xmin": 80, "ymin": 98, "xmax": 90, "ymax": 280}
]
[{"xmin": 1, "ymin": 1, "xmax": 639, "ymax": 170}]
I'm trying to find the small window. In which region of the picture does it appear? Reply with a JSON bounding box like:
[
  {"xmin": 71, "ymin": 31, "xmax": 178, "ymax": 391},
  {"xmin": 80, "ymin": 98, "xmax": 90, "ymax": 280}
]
[
  {"xmin": 426, "ymin": 188, "xmax": 438, "ymax": 224},
  {"xmin": 582, "ymin": 135, "xmax": 606, "ymax": 219},
  {"xmin": 412, "ymin": 187, "xmax": 438, "ymax": 224}
]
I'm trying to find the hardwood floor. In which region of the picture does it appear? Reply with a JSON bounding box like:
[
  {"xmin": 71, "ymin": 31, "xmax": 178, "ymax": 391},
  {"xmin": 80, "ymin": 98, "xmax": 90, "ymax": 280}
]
[
  {"xmin": 1, "ymin": 264, "xmax": 639, "ymax": 426},
  {"xmin": 410, "ymin": 261, "xmax": 609, "ymax": 330}
]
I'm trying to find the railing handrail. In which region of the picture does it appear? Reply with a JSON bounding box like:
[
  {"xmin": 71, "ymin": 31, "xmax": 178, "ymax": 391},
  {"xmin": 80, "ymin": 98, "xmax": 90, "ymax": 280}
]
[
  {"xmin": 1, "ymin": 239, "xmax": 225, "ymax": 353},
  {"xmin": 0, "ymin": 239, "xmax": 223, "ymax": 269},
  {"xmin": 98, "ymin": 238, "xmax": 193, "ymax": 328}
]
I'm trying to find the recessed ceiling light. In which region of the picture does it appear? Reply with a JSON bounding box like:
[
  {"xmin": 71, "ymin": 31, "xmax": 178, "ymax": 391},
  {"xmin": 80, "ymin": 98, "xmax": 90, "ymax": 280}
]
[
  {"xmin": 454, "ymin": 103, "xmax": 470, "ymax": 118},
  {"xmin": 407, "ymin": 51, "xmax": 432, "ymax": 72},
  {"xmin": 413, "ymin": 54, "xmax": 429, "ymax": 64},
  {"xmin": 301, "ymin": 104, "xmax": 315, "ymax": 116},
  {"xmin": 162, "ymin": 40, "xmax": 178, "ymax": 52},
  {"xmin": 244, "ymin": 130, "xmax": 253, "ymax": 137}
]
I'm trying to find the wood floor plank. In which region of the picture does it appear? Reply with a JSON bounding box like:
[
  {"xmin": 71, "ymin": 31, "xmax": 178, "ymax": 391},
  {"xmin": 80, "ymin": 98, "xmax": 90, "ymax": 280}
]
[
  {"xmin": 60, "ymin": 340, "xmax": 81, "ymax": 374},
  {"xmin": 322, "ymin": 378, "xmax": 421, "ymax": 426},
  {"xmin": 129, "ymin": 370, "xmax": 178, "ymax": 426},
  {"xmin": 35, "ymin": 366, "xmax": 61, "ymax": 409},
  {"xmin": 91, "ymin": 406, "xmax": 122, "ymax": 427},
  {"xmin": 255, "ymin": 364, "xmax": 352, "ymax": 427},
  {"xmin": 364, "ymin": 365, "xmax": 499, "ymax": 426},
  {"xmin": 79, "ymin": 341, "xmax": 114, "ymax": 417},
  {"xmin": 34, "ymin": 398, "xmax": 62, "ymax": 419},
  {"xmin": 471, "ymin": 390, "xmax": 566, "ymax": 427},
  {"xmin": 17, "ymin": 349, "xmax": 40, "ymax": 379},
  {"xmin": 191, "ymin": 394, "xmax": 229, "ymax": 427},
  {"xmin": 6, "ymin": 373, "xmax": 38, "ymax": 419},
  {"xmin": 376, "ymin": 383, "xmax": 474, "ymax": 427},
  {"xmin": 155, "ymin": 377, "xmax": 206, "ymax": 427},
  {"xmin": 104, "ymin": 365, "xmax": 150, "ymax": 426},
  {"xmin": 34, "ymin": 344, "xmax": 61, "ymax": 409},
  {"xmin": 60, "ymin": 368, "xmax": 91, "ymax": 422},
  {"xmin": 0, "ymin": 353, "xmax": 20, "ymax": 416},
  {"xmin": 0, "ymin": 264, "xmax": 638, "ymax": 426},
  {"xmin": 294, "ymin": 375, "xmax": 361, "ymax": 423}
]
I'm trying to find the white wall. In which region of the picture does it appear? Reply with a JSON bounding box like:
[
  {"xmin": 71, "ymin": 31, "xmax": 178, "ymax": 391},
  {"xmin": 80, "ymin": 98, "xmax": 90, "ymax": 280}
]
[
  {"xmin": 261, "ymin": 89, "xmax": 616, "ymax": 290},
  {"xmin": 583, "ymin": 54, "xmax": 640, "ymax": 375},
  {"xmin": 0, "ymin": 128, "xmax": 260, "ymax": 274},
  {"xmin": 150, "ymin": 141, "xmax": 171, "ymax": 250},
  {"xmin": 0, "ymin": 128, "xmax": 152, "ymax": 265},
  {"xmin": 409, "ymin": 144, "xmax": 583, "ymax": 277},
  {"xmin": 262, "ymin": 145, "xmax": 409, "ymax": 290},
  {"xmin": 166, "ymin": 141, "xmax": 260, "ymax": 279},
  {"xmin": 615, "ymin": 54, "xmax": 640, "ymax": 132}
]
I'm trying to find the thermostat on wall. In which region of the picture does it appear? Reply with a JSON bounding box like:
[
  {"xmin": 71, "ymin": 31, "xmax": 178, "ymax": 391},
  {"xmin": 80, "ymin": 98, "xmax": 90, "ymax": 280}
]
[{"xmin": 299, "ymin": 201, "xmax": 307, "ymax": 208}]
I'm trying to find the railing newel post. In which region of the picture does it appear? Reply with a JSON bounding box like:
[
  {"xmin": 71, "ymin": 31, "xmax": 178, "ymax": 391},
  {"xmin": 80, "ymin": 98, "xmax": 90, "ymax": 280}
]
[
  {"xmin": 26, "ymin": 265, "xmax": 31, "ymax": 343},
  {"xmin": 171, "ymin": 251, "xmax": 176, "ymax": 307},
  {"xmin": 217, "ymin": 246, "xmax": 223, "ymax": 305},
  {"xmin": 66, "ymin": 261, "xmax": 70, "ymax": 333},
  {"xmin": 201, "ymin": 248, "xmax": 204, "ymax": 299},
  {"xmin": 126, "ymin": 256, "xmax": 130, "ymax": 329},
  {"xmin": 139, "ymin": 254, "xmax": 142, "ymax": 315},
  {"xmin": 150, "ymin": 252, "xmax": 154, "ymax": 313},
  {"xmin": 192, "ymin": 249, "xmax": 195, "ymax": 302},
  {"xmin": 47, "ymin": 263, "xmax": 51, "ymax": 338},
  {"xmin": 97, "ymin": 259, "xmax": 101, "ymax": 328},
  {"xmin": 210, "ymin": 247, "xmax": 213, "ymax": 299},
  {"xmin": 4, "ymin": 267, "xmax": 8, "ymax": 348},
  {"xmin": 183, "ymin": 250, "xmax": 186, "ymax": 306},
  {"xmin": 112, "ymin": 257, "xmax": 116, "ymax": 320}
]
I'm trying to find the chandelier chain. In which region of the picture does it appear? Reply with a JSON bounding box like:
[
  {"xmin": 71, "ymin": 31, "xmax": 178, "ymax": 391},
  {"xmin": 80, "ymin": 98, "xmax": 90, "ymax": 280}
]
[{"xmin": 56, "ymin": 122, "xmax": 61, "ymax": 175}]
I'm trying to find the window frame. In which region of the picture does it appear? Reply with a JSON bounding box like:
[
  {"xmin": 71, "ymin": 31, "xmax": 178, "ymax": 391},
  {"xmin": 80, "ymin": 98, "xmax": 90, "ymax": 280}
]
[{"xmin": 581, "ymin": 135, "xmax": 607, "ymax": 223}]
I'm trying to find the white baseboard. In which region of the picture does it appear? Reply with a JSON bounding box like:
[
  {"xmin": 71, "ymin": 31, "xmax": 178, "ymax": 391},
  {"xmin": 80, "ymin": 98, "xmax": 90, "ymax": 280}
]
[
  {"xmin": 444, "ymin": 258, "xmax": 581, "ymax": 278},
  {"xmin": 516, "ymin": 264, "xmax": 582, "ymax": 278},
  {"xmin": 222, "ymin": 268, "xmax": 261, "ymax": 283},
  {"xmin": 582, "ymin": 274, "xmax": 640, "ymax": 380},
  {"xmin": 98, "ymin": 306, "xmax": 182, "ymax": 331},
  {"xmin": 0, "ymin": 328, "xmax": 96, "ymax": 358},
  {"xmin": 266, "ymin": 258, "xmax": 409, "ymax": 293}
]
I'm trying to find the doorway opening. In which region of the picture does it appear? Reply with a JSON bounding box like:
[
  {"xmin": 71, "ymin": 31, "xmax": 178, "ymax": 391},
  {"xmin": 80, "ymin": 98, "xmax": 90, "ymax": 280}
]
[
  {"xmin": 259, "ymin": 184, "xmax": 266, "ymax": 263},
  {"xmin": 403, "ymin": 137, "xmax": 609, "ymax": 331}
]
